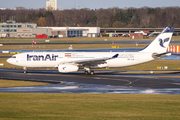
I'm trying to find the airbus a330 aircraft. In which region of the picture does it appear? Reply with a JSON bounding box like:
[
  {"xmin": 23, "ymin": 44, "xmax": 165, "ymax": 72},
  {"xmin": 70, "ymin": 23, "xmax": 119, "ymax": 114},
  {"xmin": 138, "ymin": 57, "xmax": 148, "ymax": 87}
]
[{"xmin": 7, "ymin": 27, "xmax": 174, "ymax": 75}]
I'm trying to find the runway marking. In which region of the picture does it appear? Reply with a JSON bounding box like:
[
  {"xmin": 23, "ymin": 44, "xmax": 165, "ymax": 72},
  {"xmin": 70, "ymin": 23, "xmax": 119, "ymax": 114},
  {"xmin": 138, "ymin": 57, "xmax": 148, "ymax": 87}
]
[
  {"xmin": 125, "ymin": 81, "xmax": 132, "ymax": 85},
  {"xmin": 93, "ymin": 77, "xmax": 101, "ymax": 79},
  {"xmin": 172, "ymin": 83, "xmax": 180, "ymax": 85},
  {"xmin": 129, "ymin": 79, "xmax": 140, "ymax": 85}
]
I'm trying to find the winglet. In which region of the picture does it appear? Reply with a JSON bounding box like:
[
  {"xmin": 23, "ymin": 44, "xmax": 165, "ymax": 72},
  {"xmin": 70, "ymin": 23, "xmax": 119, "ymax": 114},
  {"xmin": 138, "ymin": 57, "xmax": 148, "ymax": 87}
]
[{"xmin": 112, "ymin": 54, "xmax": 119, "ymax": 58}]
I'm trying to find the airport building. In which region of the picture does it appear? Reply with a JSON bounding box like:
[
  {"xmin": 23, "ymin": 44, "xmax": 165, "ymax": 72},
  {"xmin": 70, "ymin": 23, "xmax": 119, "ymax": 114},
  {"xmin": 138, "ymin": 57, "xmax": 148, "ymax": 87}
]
[
  {"xmin": 0, "ymin": 20, "xmax": 100, "ymax": 38},
  {"xmin": 38, "ymin": 27, "xmax": 101, "ymax": 38},
  {"xmin": 0, "ymin": 20, "xmax": 51, "ymax": 38}
]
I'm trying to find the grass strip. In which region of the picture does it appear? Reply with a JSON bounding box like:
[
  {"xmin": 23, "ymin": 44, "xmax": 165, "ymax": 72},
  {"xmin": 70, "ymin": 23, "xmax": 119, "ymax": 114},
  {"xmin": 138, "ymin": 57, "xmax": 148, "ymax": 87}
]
[
  {"xmin": 0, "ymin": 79, "xmax": 51, "ymax": 88},
  {"xmin": 0, "ymin": 93, "xmax": 179, "ymax": 119}
]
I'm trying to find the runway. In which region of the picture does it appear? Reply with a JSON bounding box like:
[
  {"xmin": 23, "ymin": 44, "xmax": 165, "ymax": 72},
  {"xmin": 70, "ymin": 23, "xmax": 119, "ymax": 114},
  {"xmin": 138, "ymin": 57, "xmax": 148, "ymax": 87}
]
[{"xmin": 0, "ymin": 69, "xmax": 180, "ymax": 94}]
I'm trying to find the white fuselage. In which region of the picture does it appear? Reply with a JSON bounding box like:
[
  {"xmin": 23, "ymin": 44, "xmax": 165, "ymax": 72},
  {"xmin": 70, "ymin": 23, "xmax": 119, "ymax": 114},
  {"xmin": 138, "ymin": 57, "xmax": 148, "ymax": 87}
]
[
  {"xmin": 6, "ymin": 26, "xmax": 175, "ymax": 74},
  {"xmin": 7, "ymin": 51, "xmax": 154, "ymax": 69}
]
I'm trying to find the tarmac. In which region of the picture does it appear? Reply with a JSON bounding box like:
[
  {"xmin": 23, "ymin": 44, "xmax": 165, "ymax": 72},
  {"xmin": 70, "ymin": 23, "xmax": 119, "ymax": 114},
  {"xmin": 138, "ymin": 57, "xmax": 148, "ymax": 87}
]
[{"xmin": 0, "ymin": 69, "xmax": 180, "ymax": 94}]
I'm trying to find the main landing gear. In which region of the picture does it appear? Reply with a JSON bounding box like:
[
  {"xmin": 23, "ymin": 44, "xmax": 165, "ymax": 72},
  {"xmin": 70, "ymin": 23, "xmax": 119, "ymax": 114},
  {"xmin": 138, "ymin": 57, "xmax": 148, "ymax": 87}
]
[
  {"xmin": 84, "ymin": 70, "xmax": 94, "ymax": 75},
  {"xmin": 84, "ymin": 67, "xmax": 94, "ymax": 75},
  {"xmin": 23, "ymin": 67, "xmax": 27, "ymax": 73}
]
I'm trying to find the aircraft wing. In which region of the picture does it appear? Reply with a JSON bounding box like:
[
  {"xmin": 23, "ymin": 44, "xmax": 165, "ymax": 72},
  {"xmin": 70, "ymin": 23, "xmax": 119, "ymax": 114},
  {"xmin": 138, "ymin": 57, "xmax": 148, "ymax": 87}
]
[{"xmin": 73, "ymin": 54, "xmax": 119, "ymax": 66}]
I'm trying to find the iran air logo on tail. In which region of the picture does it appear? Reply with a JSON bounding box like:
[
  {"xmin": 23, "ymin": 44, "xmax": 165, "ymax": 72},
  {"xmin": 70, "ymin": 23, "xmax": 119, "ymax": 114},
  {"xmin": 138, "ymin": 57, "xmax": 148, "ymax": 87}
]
[{"xmin": 159, "ymin": 38, "xmax": 170, "ymax": 48}]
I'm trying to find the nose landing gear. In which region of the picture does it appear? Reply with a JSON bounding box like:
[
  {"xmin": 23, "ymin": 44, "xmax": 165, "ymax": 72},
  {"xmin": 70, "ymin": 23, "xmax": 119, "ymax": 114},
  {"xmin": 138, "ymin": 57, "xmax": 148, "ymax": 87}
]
[{"xmin": 23, "ymin": 67, "xmax": 27, "ymax": 73}]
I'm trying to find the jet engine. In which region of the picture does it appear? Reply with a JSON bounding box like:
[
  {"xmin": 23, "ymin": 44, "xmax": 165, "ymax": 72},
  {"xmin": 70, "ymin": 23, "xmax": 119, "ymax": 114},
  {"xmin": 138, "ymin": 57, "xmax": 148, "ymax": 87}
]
[{"xmin": 58, "ymin": 64, "xmax": 79, "ymax": 73}]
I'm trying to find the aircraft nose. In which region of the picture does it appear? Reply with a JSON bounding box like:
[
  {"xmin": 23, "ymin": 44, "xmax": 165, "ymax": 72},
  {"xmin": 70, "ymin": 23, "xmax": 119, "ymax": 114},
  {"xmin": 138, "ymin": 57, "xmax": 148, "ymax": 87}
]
[{"xmin": 6, "ymin": 58, "xmax": 12, "ymax": 64}]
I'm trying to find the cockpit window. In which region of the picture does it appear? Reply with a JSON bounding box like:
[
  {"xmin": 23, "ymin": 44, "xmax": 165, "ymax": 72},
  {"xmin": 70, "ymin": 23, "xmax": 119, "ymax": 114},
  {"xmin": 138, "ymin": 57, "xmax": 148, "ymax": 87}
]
[{"xmin": 11, "ymin": 56, "xmax": 16, "ymax": 58}]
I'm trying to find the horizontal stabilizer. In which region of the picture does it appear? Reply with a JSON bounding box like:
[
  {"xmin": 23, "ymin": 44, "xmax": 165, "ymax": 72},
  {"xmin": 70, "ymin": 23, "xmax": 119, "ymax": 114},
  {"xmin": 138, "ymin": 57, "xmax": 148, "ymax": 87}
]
[{"xmin": 152, "ymin": 52, "xmax": 171, "ymax": 59}]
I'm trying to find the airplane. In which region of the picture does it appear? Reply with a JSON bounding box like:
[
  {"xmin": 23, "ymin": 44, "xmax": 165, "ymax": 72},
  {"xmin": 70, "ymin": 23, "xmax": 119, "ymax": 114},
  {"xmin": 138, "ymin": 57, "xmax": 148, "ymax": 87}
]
[{"xmin": 7, "ymin": 26, "xmax": 174, "ymax": 75}]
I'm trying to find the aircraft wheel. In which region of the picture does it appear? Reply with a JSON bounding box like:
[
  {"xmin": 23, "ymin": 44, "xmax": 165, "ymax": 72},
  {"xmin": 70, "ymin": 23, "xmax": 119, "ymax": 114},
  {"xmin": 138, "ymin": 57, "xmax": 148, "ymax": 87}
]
[
  {"xmin": 84, "ymin": 71, "xmax": 89, "ymax": 75},
  {"xmin": 90, "ymin": 70, "xmax": 94, "ymax": 75},
  {"xmin": 84, "ymin": 70, "xmax": 94, "ymax": 75}
]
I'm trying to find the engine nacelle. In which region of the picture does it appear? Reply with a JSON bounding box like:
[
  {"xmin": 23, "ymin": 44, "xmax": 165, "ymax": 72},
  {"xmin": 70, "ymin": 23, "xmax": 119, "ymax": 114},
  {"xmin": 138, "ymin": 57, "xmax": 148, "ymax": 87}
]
[{"xmin": 58, "ymin": 64, "xmax": 79, "ymax": 73}]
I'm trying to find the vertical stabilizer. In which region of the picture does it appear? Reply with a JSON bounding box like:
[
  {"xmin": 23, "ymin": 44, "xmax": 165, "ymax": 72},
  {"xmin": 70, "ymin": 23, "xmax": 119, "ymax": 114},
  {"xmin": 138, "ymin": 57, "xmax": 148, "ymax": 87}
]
[{"xmin": 140, "ymin": 27, "xmax": 174, "ymax": 53}]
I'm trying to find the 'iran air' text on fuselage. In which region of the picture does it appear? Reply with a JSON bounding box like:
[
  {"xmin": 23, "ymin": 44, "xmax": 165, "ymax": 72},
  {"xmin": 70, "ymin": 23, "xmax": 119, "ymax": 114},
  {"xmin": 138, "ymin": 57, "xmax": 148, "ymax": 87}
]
[{"xmin": 27, "ymin": 54, "xmax": 58, "ymax": 61}]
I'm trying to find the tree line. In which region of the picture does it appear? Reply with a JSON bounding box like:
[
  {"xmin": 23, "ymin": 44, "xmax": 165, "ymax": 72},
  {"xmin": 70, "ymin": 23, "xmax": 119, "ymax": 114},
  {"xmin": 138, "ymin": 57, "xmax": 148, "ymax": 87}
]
[{"xmin": 1, "ymin": 7, "xmax": 180, "ymax": 28}]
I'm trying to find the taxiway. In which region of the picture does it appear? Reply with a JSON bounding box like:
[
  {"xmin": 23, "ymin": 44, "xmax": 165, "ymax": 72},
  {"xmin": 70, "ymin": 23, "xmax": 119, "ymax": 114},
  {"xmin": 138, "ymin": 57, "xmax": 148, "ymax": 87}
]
[{"xmin": 0, "ymin": 69, "xmax": 180, "ymax": 94}]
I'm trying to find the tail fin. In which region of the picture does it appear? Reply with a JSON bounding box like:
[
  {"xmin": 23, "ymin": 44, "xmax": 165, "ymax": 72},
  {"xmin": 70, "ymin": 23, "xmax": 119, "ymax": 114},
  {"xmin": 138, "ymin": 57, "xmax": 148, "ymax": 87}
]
[{"xmin": 140, "ymin": 26, "xmax": 174, "ymax": 53}]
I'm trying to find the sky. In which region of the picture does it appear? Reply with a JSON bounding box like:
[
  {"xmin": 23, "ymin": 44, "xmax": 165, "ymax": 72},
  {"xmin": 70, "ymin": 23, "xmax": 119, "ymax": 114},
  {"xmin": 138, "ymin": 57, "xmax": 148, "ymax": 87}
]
[{"xmin": 0, "ymin": 0, "xmax": 180, "ymax": 10}]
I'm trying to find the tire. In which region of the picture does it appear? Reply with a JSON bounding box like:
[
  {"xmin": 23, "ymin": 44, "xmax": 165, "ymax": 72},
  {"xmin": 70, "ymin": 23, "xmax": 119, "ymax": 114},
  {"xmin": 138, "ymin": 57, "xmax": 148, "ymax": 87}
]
[
  {"xmin": 84, "ymin": 70, "xmax": 94, "ymax": 75},
  {"xmin": 84, "ymin": 71, "xmax": 88, "ymax": 75},
  {"xmin": 90, "ymin": 71, "xmax": 94, "ymax": 75}
]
